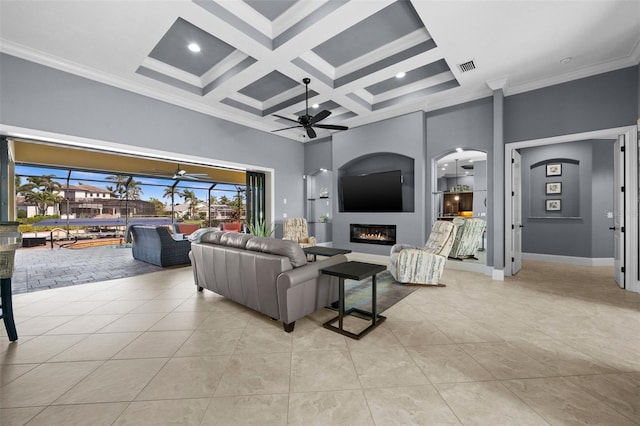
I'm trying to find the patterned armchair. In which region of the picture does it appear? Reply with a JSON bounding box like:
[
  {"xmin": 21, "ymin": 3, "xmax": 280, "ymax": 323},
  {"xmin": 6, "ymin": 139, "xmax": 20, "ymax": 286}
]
[
  {"xmin": 282, "ymin": 218, "xmax": 316, "ymax": 248},
  {"xmin": 449, "ymin": 217, "xmax": 486, "ymax": 260},
  {"xmin": 388, "ymin": 220, "xmax": 457, "ymax": 286}
]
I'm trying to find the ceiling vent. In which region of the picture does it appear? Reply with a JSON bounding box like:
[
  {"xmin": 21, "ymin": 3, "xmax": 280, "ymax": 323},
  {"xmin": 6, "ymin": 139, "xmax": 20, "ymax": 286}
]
[
  {"xmin": 458, "ymin": 60, "xmax": 476, "ymax": 73},
  {"xmin": 461, "ymin": 164, "xmax": 474, "ymax": 170}
]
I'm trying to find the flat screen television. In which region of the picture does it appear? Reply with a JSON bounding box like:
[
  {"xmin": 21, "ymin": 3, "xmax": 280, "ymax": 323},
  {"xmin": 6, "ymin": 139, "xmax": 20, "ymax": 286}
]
[{"xmin": 339, "ymin": 170, "xmax": 403, "ymax": 212}]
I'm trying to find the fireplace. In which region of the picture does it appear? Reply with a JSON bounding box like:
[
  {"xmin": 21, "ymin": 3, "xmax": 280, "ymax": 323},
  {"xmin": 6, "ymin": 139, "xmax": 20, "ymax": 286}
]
[{"xmin": 350, "ymin": 224, "xmax": 397, "ymax": 245}]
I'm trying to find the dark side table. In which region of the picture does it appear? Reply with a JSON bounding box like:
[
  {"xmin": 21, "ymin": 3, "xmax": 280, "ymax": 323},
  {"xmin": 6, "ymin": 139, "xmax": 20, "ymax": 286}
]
[
  {"xmin": 321, "ymin": 261, "xmax": 387, "ymax": 340},
  {"xmin": 303, "ymin": 246, "xmax": 351, "ymax": 262}
]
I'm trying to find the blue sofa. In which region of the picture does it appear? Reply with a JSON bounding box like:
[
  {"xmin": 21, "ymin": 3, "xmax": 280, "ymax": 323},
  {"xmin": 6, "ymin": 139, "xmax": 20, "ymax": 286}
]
[{"xmin": 128, "ymin": 225, "xmax": 191, "ymax": 267}]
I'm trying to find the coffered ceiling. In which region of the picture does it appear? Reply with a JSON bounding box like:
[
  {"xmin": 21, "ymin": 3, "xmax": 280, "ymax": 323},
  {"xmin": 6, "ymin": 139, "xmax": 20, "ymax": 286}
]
[{"xmin": 1, "ymin": 1, "xmax": 638, "ymax": 142}]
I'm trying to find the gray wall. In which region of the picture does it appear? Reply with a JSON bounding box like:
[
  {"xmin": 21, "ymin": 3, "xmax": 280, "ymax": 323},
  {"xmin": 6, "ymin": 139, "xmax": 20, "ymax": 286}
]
[
  {"xmin": 638, "ymin": 64, "xmax": 640, "ymax": 118},
  {"xmin": 519, "ymin": 139, "xmax": 614, "ymax": 258},
  {"xmin": 303, "ymin": 138, "xmax": 332, "ymax": 174},
  {"xmin": 505, "ymin": 66, "xmax": 639, "ymax": 143},
  {"xmin": 0, "ymin": 53, "xmax": 305, "ymax": 235},
  {"xmin": 3, "ymin": 53, "xmax": 636, "ymax": 266},
  {"xmin": 332, "ymin": 111, "xmax": 425, "ymax": 255},
  {"xmin": 426, "ymin": 97, "xmax": 494, "ymax": 264}
]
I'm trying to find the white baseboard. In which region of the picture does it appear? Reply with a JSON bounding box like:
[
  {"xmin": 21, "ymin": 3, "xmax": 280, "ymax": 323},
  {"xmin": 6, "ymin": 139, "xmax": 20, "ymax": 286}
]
[
  {"xmin": 522, "ymin": 253, "xmax": 614, "ymax": 267},
  {"xmin": 445, "ymin": 260, "xmax": 493, "ymax": 276},
  {"xmin": 492, "ymin": 269, "xmax": 505, "ymax": 280}
]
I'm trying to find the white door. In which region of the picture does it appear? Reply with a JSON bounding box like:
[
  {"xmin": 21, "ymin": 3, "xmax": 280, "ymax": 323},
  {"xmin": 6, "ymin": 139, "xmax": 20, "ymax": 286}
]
[
  {"xmin": 511, "ymin": 149, "xmax": 522, "ymax": 274},
  {"xmin": 613, "ymin": 135, "xmax": 625, "ymax": 288}
]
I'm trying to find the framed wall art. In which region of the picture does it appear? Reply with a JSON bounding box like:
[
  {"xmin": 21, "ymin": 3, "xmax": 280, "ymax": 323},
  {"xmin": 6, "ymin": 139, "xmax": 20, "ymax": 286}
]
[
  {"xmin": 546, "ymin": 163, "xmax": 562, "ymax": 176},
  {"xmin": 545, "ymin": 182, "xmax": 562, "ymax": 195},
  {"xmin": 545, "ymin": 199, "xmax": 561, "ymax": 211}
]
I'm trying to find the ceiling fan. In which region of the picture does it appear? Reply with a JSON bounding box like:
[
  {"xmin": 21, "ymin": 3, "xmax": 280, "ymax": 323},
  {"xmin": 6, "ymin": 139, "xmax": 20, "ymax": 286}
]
[
  {"xmin": 272, "ymin": 77, "xmax": 349, "ymax": 139},
  {"xmin": 171, "ymin": 165, "xmax": 210, "ymax": 180},
  {"xmin": 142, "ymin": 164, "xmax": 210, "ymax": 181}
]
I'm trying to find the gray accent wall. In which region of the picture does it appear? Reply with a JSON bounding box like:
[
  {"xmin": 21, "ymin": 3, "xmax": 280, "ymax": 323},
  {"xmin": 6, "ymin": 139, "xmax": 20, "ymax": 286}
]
[
  {"xmin": 425, "ymin": 97, "xmax": 494, "ymax": 264},
  {"xmin": 0, "ymin": 53, "xmax": 305, "ymax": 235},
  {"xmin": 519, "ymin": 139, "xmax": 614, "ymax": 258},
  {"xmin": 638, "ymin": 64, "xmax": 640, "ymax": 118},
  {"xmin": 332, "ymin": 111, "xmax": 425, "ymax": 255},
  {"xmin": 505, "ymin": 67, "xmax": 639, "ymax": 143},
  {"xmin": 303, "ymin": 138, "xmax": 332, "ymax": 174}
]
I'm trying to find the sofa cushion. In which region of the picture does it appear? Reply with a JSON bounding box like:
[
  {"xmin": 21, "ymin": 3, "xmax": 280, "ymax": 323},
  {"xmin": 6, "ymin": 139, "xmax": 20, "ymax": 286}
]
[
  {"xmin": 220, "ymin": 232, "xmax": 254, "ymax": 249},
  {"xmin": 199, "ymin": 230, "xmax": 226, "ymax": 244},
  {"xmin": 246, "ymin": 237, "xmax": 307, "ymax": 267}
]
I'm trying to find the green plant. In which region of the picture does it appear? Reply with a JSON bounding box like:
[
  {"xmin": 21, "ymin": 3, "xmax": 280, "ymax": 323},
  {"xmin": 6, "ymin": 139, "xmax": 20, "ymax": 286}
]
[
  {"xmin": 319, "ymin": 214, "xmax": 330, "ymax": 223},
  {"xmin": 227, "ymin": 209, "xmax": 241, "ymax": 223},
  {"xmin": 245, "ymin": 220, "xmax": 274, "ymax": 237}
]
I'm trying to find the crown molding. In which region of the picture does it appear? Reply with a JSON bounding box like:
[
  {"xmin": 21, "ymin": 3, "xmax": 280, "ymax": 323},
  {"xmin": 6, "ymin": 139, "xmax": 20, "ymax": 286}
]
[
  {"xmin": 486, "ymin": 77, "xmax": 509, "ymax": 92},
  {"xmin": 507, "ymin": 55, "xmax": 639, "ymax": 97},
  {"xmin": 0, "ymin": 40, "xmax": 304, "ymax": 141}
]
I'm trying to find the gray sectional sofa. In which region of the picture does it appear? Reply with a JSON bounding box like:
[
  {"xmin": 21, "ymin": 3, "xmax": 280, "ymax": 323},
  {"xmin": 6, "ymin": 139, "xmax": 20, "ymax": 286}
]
[{"xmin": 189, "ymin": 231, "xmax": 347, "ymax": 332}]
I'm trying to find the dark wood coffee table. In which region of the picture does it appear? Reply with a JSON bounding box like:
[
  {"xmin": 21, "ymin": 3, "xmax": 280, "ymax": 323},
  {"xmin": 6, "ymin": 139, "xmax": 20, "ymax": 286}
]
[
  {"xmin": 303, "ymin": 246, "xmax": 351, "ymax": 262},
  {"xmin": 320, "ymin": 261, "xmax": 387, "ymax": 339}
]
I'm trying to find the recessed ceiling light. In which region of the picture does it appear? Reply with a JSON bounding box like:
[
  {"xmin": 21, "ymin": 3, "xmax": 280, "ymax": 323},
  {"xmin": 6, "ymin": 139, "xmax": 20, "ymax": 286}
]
[
  {"xmin": 312, "ymin": 103, "xmax": 319, "ymax": 109},
  {"xmin": 395, "ymin": 72, "xmax": 406, "ymax": 79},
  {"xmin": 456, "ymin": 147, "xmax": 463, "ymax": 153},
  {"xmin": 441, "ymin": 167, "xmax": 446, "ymax": 171},
  {"xmin": 443, "ymin": 164, "xmax": 448, "ymax": 167},
  {"xmin": 188, "ymin": 43, "xmax": 201, "ymax": 53},
  {"xmin": 560, "ymin": 57, "xmax": 572, "ymax": 64},
  {"xmin": 469, "ymin": 159, "xmax": 474, "ymax": 163}
]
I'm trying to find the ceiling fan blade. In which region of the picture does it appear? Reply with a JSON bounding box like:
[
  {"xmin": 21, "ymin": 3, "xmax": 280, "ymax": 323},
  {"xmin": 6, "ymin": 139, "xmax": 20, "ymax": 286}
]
[
  {"xmin": 273, "ymin": 114, "xmax": 300, "ymax": 124},
  {"xmin": 174, "ymin": 176, "xmax": 208, "ymax": 182},
  {"xmin": 306, "ymin": 127, "xmax": 317, "ymax": 139},
  {"xmin": 314, "ymin": 124, "xmax": 349, "ymax": 131},
  {"xmin": 309, "ymin": 109, "xmax": 331, "ymax": 125},
  {"xmin": 272, "ymin": 125, "xmax": 303, "ymax": 132}
]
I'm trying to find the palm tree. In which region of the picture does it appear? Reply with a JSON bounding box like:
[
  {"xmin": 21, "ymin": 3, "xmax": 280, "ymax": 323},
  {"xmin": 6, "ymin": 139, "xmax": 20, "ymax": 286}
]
[
  {"xmin": 180, "ymin": 189, "xmax": 199, "ymax": 219},
  {"xmin": 163, "ymin": 186, "xmax": 179, "ymax": 202},
  {"xmin": 17, "ymin": 175, "xmax": 62, "ymax": 216},
  {"xmin": 106, "ymin": 175, "xmax": 143, "ymax": 218},
  {"xmin": 148, "ymin": 197, "xmax": 167, "ymax": 217},
  {"xmin": 106, "ymin": 175, "xmax": 143, "ymax": 200},
  {"xmin": 162, "ymin": 186, "xmax": 180, "ymax": 219}
]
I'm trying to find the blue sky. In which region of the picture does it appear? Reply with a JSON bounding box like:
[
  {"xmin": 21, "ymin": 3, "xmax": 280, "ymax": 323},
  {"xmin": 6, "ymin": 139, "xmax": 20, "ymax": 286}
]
[{"xmin": 15, "ymin": 165, "xmax": 244, "ymax": 204}]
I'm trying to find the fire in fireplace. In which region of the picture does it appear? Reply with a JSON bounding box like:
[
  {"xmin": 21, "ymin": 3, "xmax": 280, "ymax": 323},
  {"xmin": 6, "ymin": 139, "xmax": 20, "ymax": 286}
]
[{"xmin": 350, "ymin": 224, "xmax": 397, "ymax": 245}]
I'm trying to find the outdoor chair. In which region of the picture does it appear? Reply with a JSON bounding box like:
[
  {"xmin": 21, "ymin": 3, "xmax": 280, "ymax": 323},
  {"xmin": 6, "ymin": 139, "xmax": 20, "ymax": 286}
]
[
  {"xmin": 173, "ymin": 223, "xmax": 201, "ymax": 236},
  {"xmin": 388, "ymin": 220, "xmax": 457, "ymax": 286},
  {"xmin": 128, "ymin": 225, "xmax": 191, "ymax": 267}
]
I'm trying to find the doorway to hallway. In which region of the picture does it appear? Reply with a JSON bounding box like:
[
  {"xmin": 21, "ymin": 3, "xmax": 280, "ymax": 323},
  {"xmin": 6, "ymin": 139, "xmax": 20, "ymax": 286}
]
[{"xmin": 504, "ymin": 126, "xmax": 639, "ymax": 294}]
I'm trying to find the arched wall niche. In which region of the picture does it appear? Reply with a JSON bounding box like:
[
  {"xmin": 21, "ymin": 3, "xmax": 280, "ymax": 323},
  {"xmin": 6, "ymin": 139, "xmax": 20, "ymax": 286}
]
[{"xmin": 338, "ymin": 152, "xmax": 415, "ymax": 212}]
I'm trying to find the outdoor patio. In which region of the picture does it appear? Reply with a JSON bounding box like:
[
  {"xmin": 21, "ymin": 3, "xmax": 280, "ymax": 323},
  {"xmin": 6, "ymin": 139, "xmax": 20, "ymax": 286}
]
[{"xmin": 11, "ymin": 245, "xmax": 169, "ymax": 294}]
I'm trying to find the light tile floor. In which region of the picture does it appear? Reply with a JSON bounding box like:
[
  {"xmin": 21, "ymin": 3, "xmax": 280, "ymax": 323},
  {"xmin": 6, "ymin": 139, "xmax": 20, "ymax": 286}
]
[{"xmin": 1, "ymin": 261, "xmax": 639, "ymax": 425}]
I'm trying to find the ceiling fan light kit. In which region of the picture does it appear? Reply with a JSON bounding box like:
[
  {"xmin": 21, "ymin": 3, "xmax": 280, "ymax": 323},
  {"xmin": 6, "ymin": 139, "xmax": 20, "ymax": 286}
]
[{"xmin": 272, "ymin": 78, "xmax": 349, "ymax": 139}]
